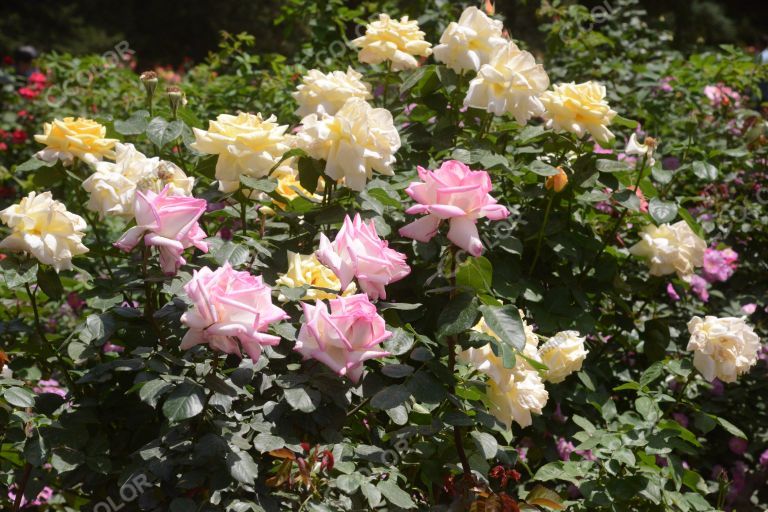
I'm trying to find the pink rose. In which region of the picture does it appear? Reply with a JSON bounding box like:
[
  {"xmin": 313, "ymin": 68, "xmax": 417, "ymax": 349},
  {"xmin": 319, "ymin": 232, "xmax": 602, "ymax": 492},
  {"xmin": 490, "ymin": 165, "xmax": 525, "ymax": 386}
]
[
  {"xmin": 728, "ymin": 436, "xmax": 748, "ymax": 455},
  {"xmin": 34, "ymin": 378, "xmax": 67, "ymax": 397},
  {"xmin": 180, "ymin": 263, "xmax": 288, "ymax": 361},
  {"xmin": 294, "ymin": 294, "xmax": 391, "ymax": 382},
  {"xmin": 317, "ymin": 213, "xmax": 410, "ymax": 300},
  {"xmin": 702, "ymin": 247, "xmax": 738, "ymax": 283},
  {"xmin": 399, "ymin": 160, "xmax": 509, "ymax": 256},
  {"xmin": 115, "ymin": 186, "xmax": 208, "ymax": 274}
]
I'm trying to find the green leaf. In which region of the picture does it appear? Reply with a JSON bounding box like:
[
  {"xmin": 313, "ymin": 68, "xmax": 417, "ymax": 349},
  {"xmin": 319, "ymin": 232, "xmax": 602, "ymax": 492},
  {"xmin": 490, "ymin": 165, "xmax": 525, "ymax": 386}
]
[
  {"xmin": 639, "ymin": 361, "xmax": 665, "ymax": 387},
  {"xmin": 297, "ymin": 156, "xmax": 324, "ymax": 193},
  {"xmin": 371, "ymin": 384, "xmax": 411, "ymax": 410},
  {"xmin": 456, "ymin": 256, "xmax": 493, "ymax": 293},
  {"xmin": 381, "ymin": 364, "xmax": 415, "ymax": 378},
  {"xmin": 15, "ymin": 157, "xmax": 57, "ymax": 172},
  {"xmin": 212, "ymin": 241, "xmax": 250, "ymax": 266},
  {"xmin": 691, "ymin": 161, "xmax": 718, "ymax": 181},
  {"xmin": 147, "ymin": 117, "xmax": 184, "ymax": 147},
  {"xmin": 713, "ymin": 416, "xmax": 746, "ymax": 439},
  {"xmin": 240, "ymin": 176, "xmax": 277, "ymax": 193},
  {"xmin": 36, "ymin": 265, "xmax": 63, "ymax": 300},
  {"xmin": 51, "ymin": 448, "xmax": 84, "ymax": 473},
  {"xmin": 596, "ymin": 159, "xmax": 632, "ymax": 173},
  {"xmin": 470, "ymin": 431, "xmax": 498, "ymax": 459},
  {"xmin": 436, "ymin": 293, "xmax": 478, "ymax": 339},
  {"xmin": 24, "ymin": 433, "xmax": 48, "ymax": 467},
  {"xmin": 648, "ymin": 198, "xmax": 677, "ymax": 224},
  {"xmin": 253, "ymin": 433, "xmax": 285, "ymax": 453},
  {"xmin": 383, "ymin": 328, "xmax": 415, "ymax": 356},
  {"xmin": 613, "ymin": 115, "xmax": 639, "ymax": 129},
  {"xmin": 528, "ymin": 160, "xmax": 561, "ymax": 176},
  {"xmin": 477, "ymin": 304, "xmax": 526, "ymax": 351},
  {"xmin": 162, "ymin": 382, "xmax": 205, "ymax": 422},
  {"xmin": 677, "ymin": 208, "xmax": 705, "ymax": 238},
  {"xmin": 114, "ymin": 110, "xmax": 150, "ymax": 135},
  {"xmin": 139, "ymin": 379, "xmax": 173, "ymax": 408},
  {"xmin": 377, "ymin": 480, "xmax": 416, "ymax": 509},
  {"xmin": 3, "ymin": 386, "xmax": 36, "ymax": 407},
  {"xmin": 284, "ymin": 386, "xmax": 320, "ymax": 413},
  {"xmin": 227, "ymin": 450, "xmax": 259, "ymax": 484}
]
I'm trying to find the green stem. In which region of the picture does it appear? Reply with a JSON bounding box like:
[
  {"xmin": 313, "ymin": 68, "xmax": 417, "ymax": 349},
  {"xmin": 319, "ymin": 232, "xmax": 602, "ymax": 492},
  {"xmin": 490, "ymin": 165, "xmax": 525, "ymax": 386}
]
[
  {"xmin": 529, "ymin": 192, "xmax": 555, "ymax": 275},
  {"xmin": 240, "ymin": 199, "xmax": 247, "ymax": 236}
]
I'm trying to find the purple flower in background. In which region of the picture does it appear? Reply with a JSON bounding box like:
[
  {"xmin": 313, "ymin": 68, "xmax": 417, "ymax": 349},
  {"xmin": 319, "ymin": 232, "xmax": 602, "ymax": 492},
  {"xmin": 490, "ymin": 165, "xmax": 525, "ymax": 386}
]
[
  {"xmin": 593, "ymin": 142, "xmax": 613, "ymax": 154},
  {"xmin": 710, "ymin": 379, "xmax": 725, "ymax": 397},
  {"xmin": 66, "ymin": 292, "xmax": 85, "ymax": 314},
  {"xmin": 728, "ymin": 437, "xmax": 748, "ymax": 455},
  {"xmin": 556, "ymin": 437, "xmax": 575, "ymax": 461},
  {"xmin": 704, "ymin": 84, "xmax": 741, "ymax": 108},
  {"xmin": 662, "ymin": 156, "xmax": 680, "ymax": 170},
  {"xmin": 658, "ymin": 76, "xmax": 674, "ymax": 92},
  {"xmin": 741, "ymin": 303, "xmax": 757, "ymax": 315},
  {"xmin": 7, "ymin": 485, "xmax": 54, "ymax": 508},
  {"xmin": 34, "ymin": 378, "xmax": 67, "ymax": 398},
  {"xmin": 553, "ymin": 402, "xmax": 568, "ymax": 423},
  {"xmin": 672, "ymin": 412, "xmax": 689, "ymax": 428},
  {"xmin": 759, "ymin": 449, "xmax": 768, "ymax": 467},
  {"xmin": 103, "ymin": 342, "xmax": 125, "ymax": 353},
  {"xmin": 666, "ymin": 283, "xmax": 681, "ymax": 301},
  {"xmin": 702, "ymin": 247, "xmax": 738, "ymax": 283},
  {"xmin": 687, "ymin": 274, "xmax": 710, "ymax": 302}
]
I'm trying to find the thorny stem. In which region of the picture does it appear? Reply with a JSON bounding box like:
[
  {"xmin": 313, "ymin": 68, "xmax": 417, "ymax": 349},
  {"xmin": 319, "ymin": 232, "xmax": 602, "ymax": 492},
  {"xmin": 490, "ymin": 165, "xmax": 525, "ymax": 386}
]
[{"xmin": 529, "ymin": 192, "xmax": 556, "ymax": 275}]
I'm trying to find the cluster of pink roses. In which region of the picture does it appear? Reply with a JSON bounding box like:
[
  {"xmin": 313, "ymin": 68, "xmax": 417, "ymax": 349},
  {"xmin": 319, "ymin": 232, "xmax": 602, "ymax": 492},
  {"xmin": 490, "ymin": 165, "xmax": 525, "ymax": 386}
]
[{"xmin": 668, "ymin": 246, "xmax": 739, "ymax": 303}]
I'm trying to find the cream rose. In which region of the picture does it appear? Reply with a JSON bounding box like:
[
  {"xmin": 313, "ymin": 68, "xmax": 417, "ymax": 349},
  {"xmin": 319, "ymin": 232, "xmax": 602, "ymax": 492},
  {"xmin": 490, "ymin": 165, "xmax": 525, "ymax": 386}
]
[
  {"xmin": 687, "ymin": 316, "xmax": 760, "ymax": 383},
  {"xmin": 293, "ymin": 67, "xmax": 372, "ymax": 117},
  {"xmin": 0, "ymin": 191, "xmax": 88, "ymax": 271},
  {"xmin": 538, "ymin": 331, "xmax": 589, "ymax": 383},
  {"xmin": 459, "ymin": 314, "xmax": 548, "ymax": 428},
  {"xmin": 352, "ymin": 14, "xmax": 432, "ymax": 71},
  {"xmin": 275, "ymin": 251, "xmax": 356, "ymax": 301},
  {"xmin": 191, "ymin": 112, "xmax": 292, "ymax": 193},
  {"xmin": 541, "ymin": 81, "xmax": 617, "ymax": 143},
  {"xmin": 629, "ymin": 221, "xmax": 706, "ymax": 277},
  {"xmin": 34, "ymin": 117, "xmax": 118, "ymax": 165},
  {"xmin": 296, "ymin": 98, "xmax": 400, "ymax": 191},
  {"xmin": 82, "ymin": 143, "xmax": 193, "ymax": 218},
  {"xmin": 433, "ymin": 6, "xmax": 507, "ymax": 73},
  {"xmin": 464, "ymin": 41, "xmax": 549, "ymax": 124}
]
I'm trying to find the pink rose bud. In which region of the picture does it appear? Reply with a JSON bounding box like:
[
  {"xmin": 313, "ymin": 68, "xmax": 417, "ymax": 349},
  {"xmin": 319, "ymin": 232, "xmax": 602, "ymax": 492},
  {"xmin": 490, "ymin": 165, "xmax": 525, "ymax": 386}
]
[
  {"xmin": 398, "ymin": 160, "xmax": 509, "ymax": 256},
  {"xmin": 115, "ymin": 186, "xmax": 208, "ymax": 274},
  {"xmin": 180, "ymin": 263, "xmax": 288, "ymax": 361},
  {"xmin": 294, "ymin": 294, "xmax": 391, "ymax": 382},
  {"xmin": 316, "ymin": 213, "xmax": 410, "ymax": 300}
]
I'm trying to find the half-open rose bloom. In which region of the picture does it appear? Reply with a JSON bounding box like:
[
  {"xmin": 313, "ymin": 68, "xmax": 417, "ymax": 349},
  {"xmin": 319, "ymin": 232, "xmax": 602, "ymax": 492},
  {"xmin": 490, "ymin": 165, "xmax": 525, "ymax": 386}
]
[
  {"xmin": 275, "ymin": 251, "xmax": 356, "ymax": 301},
  {"xmin": 538, "ymin": 331, "xmax": 589, "ymax": 383},
  {"xmin": 0, "ymin": 191, "xmax": 88, "ymax": 271},
  {"xmin": 34, "ymin": 117, "xmax": 118, "ymax": 165},
  {"xmin": 433, "ymin": 6, "xmax": 507, "ymax": 73},
  {"xmin": 625, "ymin": 133, "xmax": 656, "ymax": 167},
  {"xmin": 351, "ymin": 14, "xmax": 432, "ymax": 71},
  {"xmin": 687, "ymin": 316, "xmax": 760, "ymax": 383},
  {"xmin": 180, "ymin": 263, "xmax": 288, "ymax": 361},
  {"xmin": 541, "ymin": 81, "xmax": 617, "ymax": 143},
  {"xmin": 115, "ymin": 186, "xmax": 208, "ymax": 274},
  {"xmin": 293, "ymin": 67, "xmax": 372, "ymax": 117},
  {"xmin": 459, "ymin": 316, "xmax": 548, "ymax": 429},
  {"xmin": 297, "ymin": 98, "xmax": 400, "ymax": 191},
  {"xmin": 399, "ymin": 160, "xmax": 509, "ymax": 256},
  {"xmin": 629, "ymin": 221, "xmax": 706, "ymax": 277},
  {"xmin": 191, "ymin": 112, "xmax": 292, "ymax": 193},
  {"xmin": 82, "ymin": 143, "xmax": 194, "ymax": 218},
  {"xmin": 317, "ymin": 213, "xmax": 410, "ymax": 300},
  {"xmin": 294, "ymin": 294, "xmax": 391, "ymax": 382},
  {"xmin": 464, "ymin": 41, "xmax": 549, "ymax": 124}
]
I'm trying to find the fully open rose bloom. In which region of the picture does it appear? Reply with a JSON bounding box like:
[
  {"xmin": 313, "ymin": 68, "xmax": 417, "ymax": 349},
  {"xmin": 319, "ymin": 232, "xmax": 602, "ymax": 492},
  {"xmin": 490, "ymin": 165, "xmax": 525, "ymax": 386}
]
[
  {"xmin": 351, "ymin": 14, "xmax": 432, "ymax": 71},
  {"xmin": 459, "ymin": 316, "xmax": 548, "ymax": 429},
  {"xmin": 297, "ymin": 98, "xmax": 400, "ymax": 191},
  {"xmin": 275, "ymin": 251, "xmax": 356, "ymax": 301},
  {"xmin": 538, "ymin": 331, "xmax": 589, "ymax": 383},
  {"xmin": 629, "ymin": 221, "xmax": 706, "ymax": 277},
  {"xmin": 541, "ymin": 81, "xmax": 617, "ymax": 143},
  {"xmin": 464, "ymin": 41, "xmax": 549, "ymax": 124},
  {"xmin": 115, "ymin": 186, "xmax": 208, "ymax": 274},
  {"xmin": 294, "ymin": 294, "xmax": 391, "ymax": 382},
  {"xmin": 433, "ymin": 6, "xmax": 507, "ymax": 73},
  {"xmin": 180, "ymin": 263, "xmax": 288, "ymax": 361},
  {"xmin": 687, "ymin": 316, "xmax": 760, "ymax": 383},
  {"xmin": 191, "ymin": 112, "xmax": 292, "ymax": 193},
  {"xmin": 317, "ymin": 213, "xmax": 410, "ymax": 300},
  {"xmin": 34, "ymin": 117, "xmax": 118, "ymax": 165},
  {"xmin": 293, "ymin": 67, "xmax": 372, "ymax": 117},
  {"xmin": 0, "ymin": 191, "xmax": 88, "ymax": 271},
  {"xmin": 399, "ymin": 160, "xmax": 509, "ymax": 256},
  {"xmin": 82, "ymin": 143, "xmax": 193, "ymax": 218}
]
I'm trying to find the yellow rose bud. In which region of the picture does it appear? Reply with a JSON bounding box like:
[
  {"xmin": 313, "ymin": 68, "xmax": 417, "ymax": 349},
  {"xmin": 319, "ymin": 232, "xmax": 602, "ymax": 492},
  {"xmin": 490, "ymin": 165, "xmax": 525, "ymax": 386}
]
[
  {"xmin": 275, "ymin": 251, "xmax": 356, "ymax": 301},
  {"xmin": 545, "ymin": 167, "xmax": 568, "ymax": 192}
]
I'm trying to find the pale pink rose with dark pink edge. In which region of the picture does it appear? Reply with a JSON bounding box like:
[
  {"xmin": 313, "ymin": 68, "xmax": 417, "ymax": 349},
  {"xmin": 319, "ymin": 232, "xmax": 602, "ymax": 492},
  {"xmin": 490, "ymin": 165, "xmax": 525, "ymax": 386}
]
[
  {"xmin": 399, "ymin": 160, "xmax": 509, "ymax": 256},
  {"xmin": 317, "ymin": 213, "xmax": 410, "ymax": 301},
  {"xmin": 294, "ymin": 294, "xmax": 391, "ymax": 382},
  {"xmin": 115, "ymin": 185, "xmax": 208, "ymax": 275},
  {"xmin": 180, "ymin": 263, "xmax": 288, "ymax": 361}
]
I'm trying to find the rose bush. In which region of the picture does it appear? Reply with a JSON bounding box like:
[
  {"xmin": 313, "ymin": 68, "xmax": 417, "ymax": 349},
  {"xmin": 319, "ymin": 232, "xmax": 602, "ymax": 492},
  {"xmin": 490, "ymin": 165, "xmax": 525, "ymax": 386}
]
[{"xmin": 1, "ymin": 0, "xmax": 767, "ymax": 511}]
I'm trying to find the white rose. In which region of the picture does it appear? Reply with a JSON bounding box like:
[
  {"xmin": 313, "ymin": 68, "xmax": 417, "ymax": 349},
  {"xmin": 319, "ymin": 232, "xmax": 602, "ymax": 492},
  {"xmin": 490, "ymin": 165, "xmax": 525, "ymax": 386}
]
[
  {"xmin": 191, "ymin": 112, "xmax": 292, "ymax": 193},
  {"xmin": 541, "ymin": 81, "xmax": 617, "ymax": 143},
  {"xmin": 463, "ymin": 41, "xmax": 549, "ymax": 124},
  {"xmin": 687, "ymin": 316, "xmax": 760, "ymax": 383},
  {"xmin": 82, "ymin": 143, "xmax": 193, "ymax": 218},
  {"xmin": 0, "ymin": 191, "xmax": 88, "ymax": 271},
  {"xmin": 625, "ymin": 133, "xmax": 656, "ymax": 167},
  {"xmin": 293, "ymin": 67, "xmax": 372, "ymax": 117},
  {"xmin": 629, "ymin": 221, "xmax": 706, "ymax": 277},
  {"xmin": 297, "ymin": 98, "xmax": 400, "ymax": 191},
  {"xmin": 538, "ymin": 331, "xmax": 589, "ymax": 383},
  {"xmin": 351, "ymin": 14, "xmax": 432, "ymax": 71},
  {"xmin": 433, "ymin": 6, "xmax": 507, "ymax": 73}
]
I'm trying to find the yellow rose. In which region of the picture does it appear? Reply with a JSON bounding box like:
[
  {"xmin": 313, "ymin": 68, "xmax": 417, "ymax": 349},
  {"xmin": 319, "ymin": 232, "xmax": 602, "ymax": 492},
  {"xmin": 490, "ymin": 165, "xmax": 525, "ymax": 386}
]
[
  {"xmin": 258, "ymin": 165, "xmax": 323, "ymax": 216},
  {"xmin": 541, "ymin": 81, "xmax": 617, "ymax": 143},
  {"xmin": 352, "ymin": 14, "xmax": 432, "ymax": 71},
  {"xmin": 275, "ymin": 251, "xmax": 356, "ymax": 301},
  {"xmin": 191, "ymin": 112, "xmax": 292, "ymax": 193},
  {"xmin": 545, "ymin": 167, "xmax": 568, "ymax": 192},
  {"xmin": 629, "ymin": 221, "xmax": 706, "ymax": 277},
  {"xmin": 0, "ymin": 191, "xmax": 89, "ymax": 271},
  {"xmin": 34, "ymin": 117, "xmax": 118, "ymax": 165},
  {"xmin": 433, "ymin": 6, "xmax": 507, "ymax": 73},
  {"xmin": 292, "ymin": 67, "xmax": 372, "ymax": 117},
  {"xmin": 538, "ymin": 331, "xmax": 589, "ymax": 383}
]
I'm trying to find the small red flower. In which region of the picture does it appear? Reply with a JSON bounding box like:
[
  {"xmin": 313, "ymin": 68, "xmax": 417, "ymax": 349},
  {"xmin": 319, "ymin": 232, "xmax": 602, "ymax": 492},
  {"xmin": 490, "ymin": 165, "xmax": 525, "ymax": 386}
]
[{"xmin": 11, "ymin": 130, "xmax": 28, "ymax": 145}]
